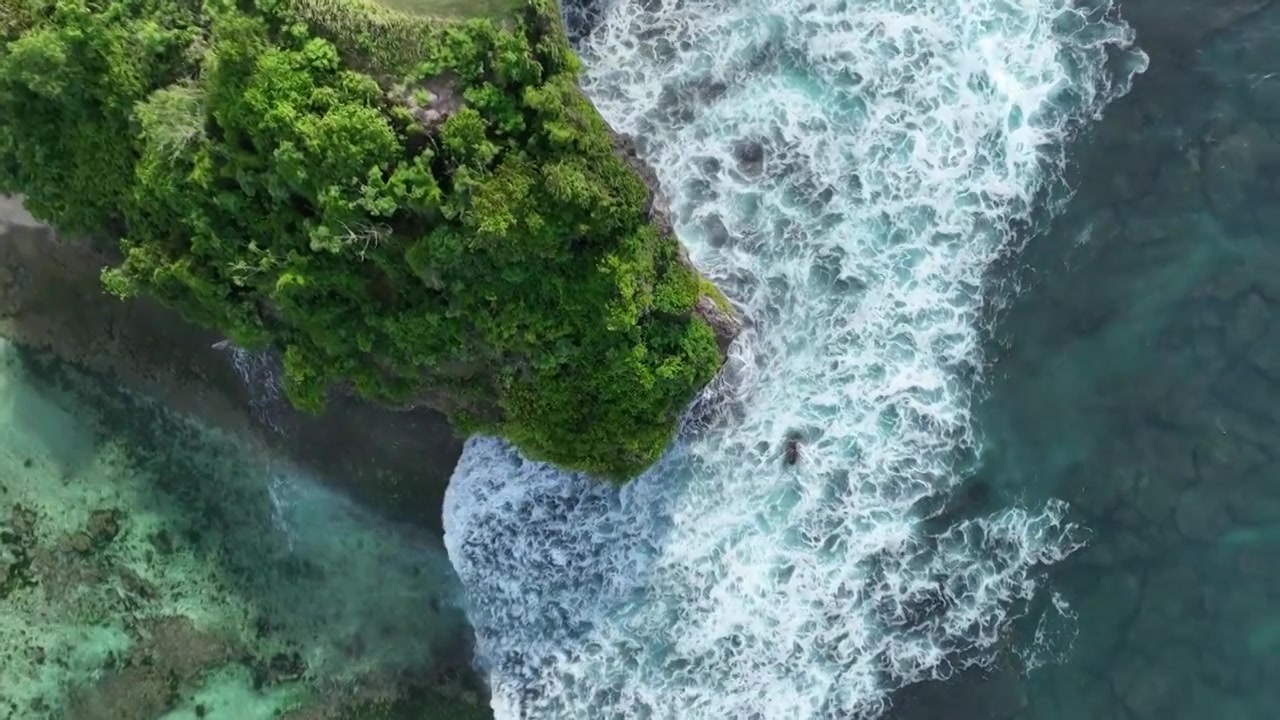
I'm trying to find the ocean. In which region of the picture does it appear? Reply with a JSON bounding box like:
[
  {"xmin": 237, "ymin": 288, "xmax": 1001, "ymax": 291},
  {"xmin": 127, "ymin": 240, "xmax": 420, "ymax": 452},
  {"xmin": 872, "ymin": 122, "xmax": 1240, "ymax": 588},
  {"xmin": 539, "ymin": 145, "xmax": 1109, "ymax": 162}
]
[{"xmin": 3, "ymin": 0, "xmax": 1279, "ymax": 717}]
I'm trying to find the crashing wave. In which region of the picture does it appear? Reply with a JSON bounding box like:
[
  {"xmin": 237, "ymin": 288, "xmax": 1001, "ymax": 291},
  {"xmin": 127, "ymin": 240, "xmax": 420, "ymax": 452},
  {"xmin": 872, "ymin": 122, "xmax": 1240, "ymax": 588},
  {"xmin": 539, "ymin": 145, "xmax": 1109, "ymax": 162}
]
[{"xmin": 445, "ymin": 0, "xmax": 1148, "ymax": 717}]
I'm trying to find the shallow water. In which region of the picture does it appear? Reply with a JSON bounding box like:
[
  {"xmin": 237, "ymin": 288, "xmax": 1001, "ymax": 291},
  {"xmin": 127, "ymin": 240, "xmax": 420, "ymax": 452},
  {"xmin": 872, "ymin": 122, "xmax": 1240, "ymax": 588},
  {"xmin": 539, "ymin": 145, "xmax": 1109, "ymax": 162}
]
[{"xmin": 0, "ymin": 339, "xmax": 471, "ymax": 719}]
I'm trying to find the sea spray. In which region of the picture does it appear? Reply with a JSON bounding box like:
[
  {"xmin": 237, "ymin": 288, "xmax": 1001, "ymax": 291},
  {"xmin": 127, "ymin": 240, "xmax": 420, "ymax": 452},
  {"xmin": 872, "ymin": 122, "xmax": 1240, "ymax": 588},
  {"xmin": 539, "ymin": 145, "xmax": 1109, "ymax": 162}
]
[
  {"xmin": 446, "ymin": 0, "xmax": 1147, "ymax": 717},
  {"xmin": 228, "ymin": 346, "xmax": 288, "ymax": 437}
]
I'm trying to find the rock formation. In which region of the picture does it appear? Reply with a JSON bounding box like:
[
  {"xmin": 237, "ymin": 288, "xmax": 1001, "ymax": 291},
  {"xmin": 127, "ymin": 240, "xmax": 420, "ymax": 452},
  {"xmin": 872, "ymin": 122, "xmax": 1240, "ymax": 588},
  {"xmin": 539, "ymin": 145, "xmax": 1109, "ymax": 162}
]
[{"xmin": 0, "ymin": 0, "xmax": 740, "ymax": 480}]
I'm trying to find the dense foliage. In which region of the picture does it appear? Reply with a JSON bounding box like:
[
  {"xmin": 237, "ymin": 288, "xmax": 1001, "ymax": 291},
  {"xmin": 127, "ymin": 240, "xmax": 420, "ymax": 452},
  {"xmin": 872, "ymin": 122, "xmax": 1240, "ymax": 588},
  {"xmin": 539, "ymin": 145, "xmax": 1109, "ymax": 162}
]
[{"xmin": 0, "ymin": 0, "xmax": 725, "ymax": 478}]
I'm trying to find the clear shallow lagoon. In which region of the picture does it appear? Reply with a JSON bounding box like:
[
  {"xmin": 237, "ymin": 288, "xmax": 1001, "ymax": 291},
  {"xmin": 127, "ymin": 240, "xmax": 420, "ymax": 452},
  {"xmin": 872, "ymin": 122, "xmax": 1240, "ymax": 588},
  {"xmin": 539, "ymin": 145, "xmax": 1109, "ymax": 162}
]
[{"xmin": 0, "ymin": 339, "xmax": 471, "ymax": 719}]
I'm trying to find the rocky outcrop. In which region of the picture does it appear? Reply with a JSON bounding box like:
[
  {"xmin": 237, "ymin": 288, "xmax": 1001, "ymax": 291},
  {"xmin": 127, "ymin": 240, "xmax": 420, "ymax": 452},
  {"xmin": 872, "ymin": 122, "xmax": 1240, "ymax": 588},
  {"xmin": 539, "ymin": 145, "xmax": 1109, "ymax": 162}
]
[
  {"xmin": 1, "ymin": 0, "xmax": 739, "ymax": 480},
  {"xmin": 694, "ymin": 292, "xmax": 741, "ymax": 356},
  {"xmin": 386, "ymin": 72, "xmax": 464, "ymax": 134},
  {"xmin": 609, "ymin": 128, "xmax": 744, "ymax": 354},
  {"xmin": 1, "ymin": 155, "xmax": 735, "ymax": 499},
  {"xmin": 392, "ymin": 124, "xmax": 744, "ymax": 434}
]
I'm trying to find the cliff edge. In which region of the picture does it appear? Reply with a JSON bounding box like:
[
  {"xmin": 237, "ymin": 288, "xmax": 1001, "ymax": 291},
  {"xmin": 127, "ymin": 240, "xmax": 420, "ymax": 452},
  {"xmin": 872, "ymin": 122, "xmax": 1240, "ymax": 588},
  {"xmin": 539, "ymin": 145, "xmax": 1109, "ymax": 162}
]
[
  {"xmin": 0, "ymin": 195, "xmax": 466, "ymax": 533},
  {"xmin": 0, "ymin": 0, "xmax": 739, "ymax": 480}
]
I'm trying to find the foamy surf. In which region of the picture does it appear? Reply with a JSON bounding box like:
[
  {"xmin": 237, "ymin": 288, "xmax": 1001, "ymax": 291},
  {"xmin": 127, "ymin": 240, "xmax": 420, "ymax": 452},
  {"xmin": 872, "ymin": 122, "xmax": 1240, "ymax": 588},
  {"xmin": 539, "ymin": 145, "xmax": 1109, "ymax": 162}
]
[{"xmin": 444, "ymin": 0, "xmax": 1148, "ymax": 717}]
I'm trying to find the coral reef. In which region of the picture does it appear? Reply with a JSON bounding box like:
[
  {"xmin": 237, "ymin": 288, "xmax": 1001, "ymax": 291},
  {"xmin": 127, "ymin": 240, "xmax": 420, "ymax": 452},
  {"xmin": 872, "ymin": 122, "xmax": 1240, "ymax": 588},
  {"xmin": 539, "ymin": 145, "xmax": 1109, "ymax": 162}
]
[{"xmin": 0, "ymin": 339, "xmax": 482, "ymax": 719}]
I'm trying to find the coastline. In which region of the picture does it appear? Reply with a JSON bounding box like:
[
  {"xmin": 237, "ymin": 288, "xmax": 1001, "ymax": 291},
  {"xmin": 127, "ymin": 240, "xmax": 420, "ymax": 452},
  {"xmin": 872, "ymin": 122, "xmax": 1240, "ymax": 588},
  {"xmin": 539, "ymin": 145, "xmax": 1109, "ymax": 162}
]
[
  {"xmin": 0, "ymin": 195, "xmax": 465, "ymax": 533},
  {"xmin": 0, "ymin": 195, "xmax": 489, "ymax": 718}
]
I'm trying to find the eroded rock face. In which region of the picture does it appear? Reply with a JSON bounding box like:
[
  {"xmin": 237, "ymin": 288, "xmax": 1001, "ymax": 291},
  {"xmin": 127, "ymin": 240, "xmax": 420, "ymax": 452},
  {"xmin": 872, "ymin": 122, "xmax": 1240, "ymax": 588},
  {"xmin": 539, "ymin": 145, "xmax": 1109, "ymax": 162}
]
[
  {"xmin": 610, "ymin": 126, "xmax": 744, "ymax": 354},
  {"xmin": 387, "ymin": 72, "xmax": 464, "ymax": 134},
  {"xmin": 0, "ymin": 196, "xmax": 37, "ymax": 229},
  {"xmin": 695, "ymin": 293, "xmax": 743, "ymax": 356}
]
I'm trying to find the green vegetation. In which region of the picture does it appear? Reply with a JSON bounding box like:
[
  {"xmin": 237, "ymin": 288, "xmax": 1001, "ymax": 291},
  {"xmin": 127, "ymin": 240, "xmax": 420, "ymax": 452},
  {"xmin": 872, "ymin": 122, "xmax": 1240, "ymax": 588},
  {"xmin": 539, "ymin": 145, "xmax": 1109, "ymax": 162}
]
[{"xmin": 0, "ymin": 0, "xmax": 727, "ymax": 479}]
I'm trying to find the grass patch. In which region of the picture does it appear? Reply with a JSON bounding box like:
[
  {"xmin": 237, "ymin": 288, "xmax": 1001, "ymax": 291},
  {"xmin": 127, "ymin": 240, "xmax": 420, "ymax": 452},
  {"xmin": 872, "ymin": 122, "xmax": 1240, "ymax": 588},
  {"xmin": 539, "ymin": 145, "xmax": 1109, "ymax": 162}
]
[
  {"xmin": 373, "ymin": 0, "xmax": 525, "ymax": 21},
  {"xmin": 287, "ymin": 0, "xmax": 532, "ymax": 76},
  {"xmin": 286, "ymin": 0, "xmax": 449, "ymax": 74}
]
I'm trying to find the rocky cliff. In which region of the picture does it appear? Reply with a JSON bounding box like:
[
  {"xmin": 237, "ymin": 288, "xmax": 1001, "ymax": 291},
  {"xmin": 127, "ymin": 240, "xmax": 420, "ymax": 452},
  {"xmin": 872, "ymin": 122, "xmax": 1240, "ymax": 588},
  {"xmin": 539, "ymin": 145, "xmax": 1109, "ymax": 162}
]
[{"xmin": 0, "ymin": 0, "xmax": 740, "ymax": 481}]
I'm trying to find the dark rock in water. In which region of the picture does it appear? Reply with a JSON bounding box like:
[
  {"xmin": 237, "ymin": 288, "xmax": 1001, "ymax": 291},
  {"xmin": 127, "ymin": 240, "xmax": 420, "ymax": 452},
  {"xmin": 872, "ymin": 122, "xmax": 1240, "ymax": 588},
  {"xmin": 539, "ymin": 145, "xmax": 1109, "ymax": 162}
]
[
  {"xmin": 115, "ymin": 565, "xmax": 157, "ymax": 601},
  {"xmin": 63, "ymin": 666, "xmax": 172, "ymax": 720},
  {"xmin": 64, "ymin": 616, "xmax": 236, "ymax": 720},
  {"xmin": 68, "ymin": 533, "xmax": 93, "ymax": 555},
  {"xmin": 702, "ymin": 213, "xmax": 732, "ymax": 248},
  {"xmin": 695, "ymin": 155, "xmax": 723, "ymax": 177},
  {"xmin": 656, "ymin": 80, "xmax": 729, "ymax": 125},
  {"xmin": 783, "ymin": 431, "xmax": 803, "ymax": 465},
  {"xmin": 148, "ymin": 529, "xmax": 174, "ymax": 556},
  {"xmin": 266, "ymin": 651, "xmax": 306, "ymax": 684},
  {"xmin": 1, "ymin": 507, "xmax": 37, "ymax": 599},
  {"xmin": 9, "ymin": 504, "xmax": 37, "ymax": 536}
]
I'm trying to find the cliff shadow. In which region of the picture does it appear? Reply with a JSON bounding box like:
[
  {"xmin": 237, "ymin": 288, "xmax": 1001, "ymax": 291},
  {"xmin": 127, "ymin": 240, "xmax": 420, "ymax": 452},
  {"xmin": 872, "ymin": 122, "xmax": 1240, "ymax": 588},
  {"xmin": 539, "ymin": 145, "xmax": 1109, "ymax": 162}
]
[{"xmin": 0, "ymin": 210, "xmax": 464, "ymax": 534}]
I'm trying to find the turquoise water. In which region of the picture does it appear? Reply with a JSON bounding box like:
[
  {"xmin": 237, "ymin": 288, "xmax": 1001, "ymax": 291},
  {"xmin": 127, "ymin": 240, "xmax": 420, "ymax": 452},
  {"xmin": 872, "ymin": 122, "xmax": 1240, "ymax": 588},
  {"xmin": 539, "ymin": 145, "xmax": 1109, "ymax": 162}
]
[
  {"xmin": 0, "ymin": 339, "xmax": 473, "ymax": 718},
  {"xmin": 946, "ymin": 3, "xmax": 1280, "ymax": 718}
]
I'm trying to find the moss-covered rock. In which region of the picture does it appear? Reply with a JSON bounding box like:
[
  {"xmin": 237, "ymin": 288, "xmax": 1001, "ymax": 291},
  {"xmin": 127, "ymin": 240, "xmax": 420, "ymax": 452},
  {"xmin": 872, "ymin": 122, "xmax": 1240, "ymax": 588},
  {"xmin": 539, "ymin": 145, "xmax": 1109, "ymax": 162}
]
[{"xmin": 0, "ymin": 0, "xmax": 738, "ymax": 480}]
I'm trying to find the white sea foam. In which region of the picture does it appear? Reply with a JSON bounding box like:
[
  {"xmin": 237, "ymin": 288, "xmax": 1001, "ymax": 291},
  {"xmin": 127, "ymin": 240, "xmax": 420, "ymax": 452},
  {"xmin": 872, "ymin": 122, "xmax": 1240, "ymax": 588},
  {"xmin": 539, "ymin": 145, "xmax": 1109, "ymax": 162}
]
[
  {"xmin": 229, "ymin": 347, "xmax": 287, "ymax": 435},
  {"xmin": 444, "ymin": 0, "xmax": 1147, "ymax": 717}
]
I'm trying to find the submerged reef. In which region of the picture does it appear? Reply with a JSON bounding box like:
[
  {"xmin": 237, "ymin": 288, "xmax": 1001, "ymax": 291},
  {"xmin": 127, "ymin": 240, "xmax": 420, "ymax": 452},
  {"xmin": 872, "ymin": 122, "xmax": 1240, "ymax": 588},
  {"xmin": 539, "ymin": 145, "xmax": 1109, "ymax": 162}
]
[
  {"xmin": 0, "ymin": 0, "xmax": 739, "ymax": 480},
  {"xmin": 0, "ymin": 338, "xmax": 488, "ymax": 719},
  {"xmin": 0, "ymin": 199, "xmax": 465, "ymax": 534}
]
